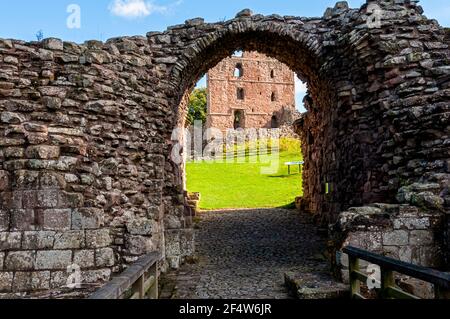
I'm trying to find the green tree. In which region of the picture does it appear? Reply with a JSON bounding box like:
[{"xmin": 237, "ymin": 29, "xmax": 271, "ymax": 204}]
[{"xmin": 187, "ymin": 88, "xmax": 207, "ymax": 126}]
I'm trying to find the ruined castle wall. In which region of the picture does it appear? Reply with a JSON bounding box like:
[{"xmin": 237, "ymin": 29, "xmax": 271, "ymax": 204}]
[
  {"xmin": 207, "ymin": 51, "xmax": 295, "ymax": 130},
  {"xmin": 0, "ymin": 36, "xmax": 175, "ymax": 292}
]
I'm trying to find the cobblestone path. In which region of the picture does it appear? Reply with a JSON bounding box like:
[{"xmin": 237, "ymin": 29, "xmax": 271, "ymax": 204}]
[{"xmin": 160, "ymin": 208, "xmax": 329, "ymax": 299}]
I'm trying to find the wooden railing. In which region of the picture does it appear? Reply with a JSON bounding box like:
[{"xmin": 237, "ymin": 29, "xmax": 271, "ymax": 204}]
[
  {"xmin": 89, "ymin": 252, "xmax": 161, "ymax": 299},
  {"xmin": 343, "ymin": 246, "xmax": 450, "ymax": 299}
]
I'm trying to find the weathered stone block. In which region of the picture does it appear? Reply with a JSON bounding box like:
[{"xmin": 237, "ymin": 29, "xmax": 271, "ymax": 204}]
[
  {"xmin": 126, "ymin": 218, "xmax": 156, "ymax": 235},
  {"xmin": 393, "ymin": 217, "xmax": 430, "ymax": 230},
  {"xmin": 42, "ymin": 38, "xmax": 63, "ymax": 51},
  {"xmin": 58, "ymin": 192, "xmax": 84, "ymax": 208},
  {"xmin": 82, "ymin": 269, "xmax": 111, "ymax": 284},
  {"xmin": 0, "ymin": 272, "xmax": 13, "ymax": 292},
  {"xmin": 0, "ymin": 232, "xmax": 21, "ymax": 251},
  {"xmin": 72, "ymin": 208, "xmax": 103, "ymax": 230},
  {"xmin": 41, "ymin": 209, "xmax": 71, "ymax": 230},
  {"xmin": 12, "ymin": 272, "xmax": 31, "ymax": 292},
  {"xmin": 1, "ymin": 111, "xmax": 25, "ymax": 124},
  {"xmin": 42, "ymin": 96, "xmax": 62, "ymax": 110},
  {"xmin": 10, "ymin": 209, "xmax": 35, "ymax": 230},
  {"xmin": 410, "ymin": 230, "xmax": 434, "ymax": 245},
  {"xmin": 36, "ymin": 190, "xmax": 59, "ymax": 208},
  {"xmin": 164, "ymin": 230, "xmax": 181, "ymax": 260},
  {"xmin": 50, "ymin": 271, "xmax": 69, "ymax": 289},
  {"xmin": 22, "ymin": 231, "xmax": 55, "ymax": 249},
  {"xmin": 25, "ymin": 145, "xmax": 60, "ymax": 159},
  {"xmin": 180, "ymin": 229, "xmax": 195, "ymax": 257},
  {"xmin": 344, "ymin": 231, "xmax": 383, "ymax": 251},
  {"xmin": 53, "ymin": 231, "xmax": 85, "ymax": 249},
  {"xmin": 22, "ymin": 191, "xmax": 37, "ymax": 208},
  {"xmin": 5, "ymin": 251, "xmax": 36, "ymax": 270},
  {"xmin": 0, "ymin": 171, "xmax": 9, "ymax": 192},
  {"xmin": 31, "ymin": 271, "xmax": 51, "ymax": 290},
  {"xmin": 0, "ymin": 210, "xmax": 9, "ymax": 231},
  {"xmin": 39, "ymin": 172, "xmax": 66, "ymax": 189},
  {"xmin": 47, "ymin": 156, "xmax": 78, "ymax": 171},
  {"xmin": 73, "ymin": 250, "xmax": 95, "ymax": 268},
  {"xmin": 3, "ymin": 55, "xmax": 18, "ymax": 64},
  {"xmin": 3, "ymin": 147, "xmax": 24, "ymax": 159},
  {"xmin": 95, "ymin": 248, "xmax": 115, "ymax": 267},
  {"xmin": 125, "ymin": 235, "xmax": 155, "ymax": 255},
  {"xmin": 13, "ymin": 170, "xmax": 39, "ymax": 189},
  {"xmin": 164, "ymin": 214, "xmax": 182, "ymax": 230},
  {"xmin": 86, "ymin": 229, "xmax": 112, "ymax": 248},
  {"xmin": 80, "ymin": 174, "xmax": 94, "ymax": 185},
  {"xmin": 0, "ymin": 252, "xmax": 4, "ymax": 270},
  {"xmin": 64, "ymin": 174, "xmax": 79, "ymax": 183},
  {"xmin": 24, "ymin": 122, "xmax": 47, "ymax": 133},
  {"xmin": 36, "ymin": 250, "xmax": 72, "ymax": 270},
  {"xmin": 382, "ymin": 230, "xmax": 409, "ymax": 246},
  {"xmin": 399, "ymin": 246, "xmax": 413, "ymax": 263}
]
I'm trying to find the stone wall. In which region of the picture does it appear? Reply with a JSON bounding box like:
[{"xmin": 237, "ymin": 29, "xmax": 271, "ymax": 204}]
[
  {"xmin": 0, "ymin": 36, "xmax": 175, "ymax": 293},
  {"xmin": 333, "ymin": 203, "xmax": 445, "ymax": 278},
  {"xmin": 0, "ymin": 0, "xmax": 448, "ymax": 295},
  {"xmin": 294, "ymin": 1, "xmax": 450, "ymax": 227}
]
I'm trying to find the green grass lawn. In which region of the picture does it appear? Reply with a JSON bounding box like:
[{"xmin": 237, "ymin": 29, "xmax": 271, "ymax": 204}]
[{"xmin": 186, "ymin": 150, "xmax": 303, "ymax": 210}]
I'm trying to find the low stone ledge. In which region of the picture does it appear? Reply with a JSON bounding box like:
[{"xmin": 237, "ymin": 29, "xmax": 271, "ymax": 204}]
[{"xmin": 284, "ymin": 271, "xmax": 348, "ymax": 299}]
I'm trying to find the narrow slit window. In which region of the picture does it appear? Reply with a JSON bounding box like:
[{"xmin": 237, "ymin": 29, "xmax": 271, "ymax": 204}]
[
  {"xmin": 271, "ymin": 115, "xmax": 279, "ymax": 128},
  {"xmin": 234, "ymin": 63, "xmax": 243, "ymax": 78},
  {"xmin": 237, "ymin": 88, "xmax": 245, "ymax": 100},
  {"xmin": 271, "ymin": 92, "xmax": 277, "ymax": 102},
  {"xmin": 270, "ymin": 69, "xmax": 275, "ymax": 78}
]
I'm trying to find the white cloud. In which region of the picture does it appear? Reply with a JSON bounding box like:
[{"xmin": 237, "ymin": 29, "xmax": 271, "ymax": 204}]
[
  {"xmin": 295, "ymin": 77, "xmax": 307, "ymax": 95},
  {"xmin": 109, "ymin": 0, "xmax": 180, "ymax": 19},
  {"xmin": 295, "ymin": 76, "xmax": 308, "ymax": 113}
]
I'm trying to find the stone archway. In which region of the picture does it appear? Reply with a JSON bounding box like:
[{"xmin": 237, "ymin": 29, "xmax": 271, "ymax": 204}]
[
  {"xmin": 152, "ymin": 1, "xmax": 450, "ymax": 272},
  {"xmin": 0, "ymin": 1, "xmax": 448, "ymax": 295}
]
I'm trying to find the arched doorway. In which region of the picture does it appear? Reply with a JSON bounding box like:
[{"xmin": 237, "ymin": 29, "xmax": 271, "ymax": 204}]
[
  {"xmin": 164, "ymin": 24, "xmax": 342, "ymax": 228},
  {"xmin": 271, "ymin": 115, "xmax": 279, "ymax": 129},
  {"xmin": 153, "ymin": 4, "xmax": 449, "ymax": 274}
]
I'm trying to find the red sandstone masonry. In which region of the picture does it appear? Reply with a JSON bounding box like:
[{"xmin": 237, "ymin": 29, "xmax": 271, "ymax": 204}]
[{"xmin": 207, "ymin": 51, "xmax": 295, "ymax": 130}]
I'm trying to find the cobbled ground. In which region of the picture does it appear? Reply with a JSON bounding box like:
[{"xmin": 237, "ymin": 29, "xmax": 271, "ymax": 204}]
[{"xmin": 160, "ymin": 208, "xmax": 329, "ymax": 299}]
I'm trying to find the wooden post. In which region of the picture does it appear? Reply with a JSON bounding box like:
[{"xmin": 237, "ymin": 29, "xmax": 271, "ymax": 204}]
[
  {"xmin": 380, "ymin": 269, "xmax": 394, "ymax": 299},
  {"xmin": 349, "ymin": 256, "xmax": 360, "ymax": 298},
  {"xmin": 149, "ymin": 263, "xmax": 158, "ymax": 299},
  {"xmin": 138, "ymin": 274, "xmax": 145, "ymax": 299}
]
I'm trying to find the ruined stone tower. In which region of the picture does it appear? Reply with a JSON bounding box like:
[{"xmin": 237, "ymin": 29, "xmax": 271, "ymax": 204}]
[{"xmin": 206, "ymin": 51, "xmax": 295, "ymax": 130}]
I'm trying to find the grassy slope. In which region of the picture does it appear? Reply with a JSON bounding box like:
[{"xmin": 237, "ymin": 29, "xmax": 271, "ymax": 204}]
[{"xmin": 186, "ymin": 151, "xmax": 303, "ymax": 210}]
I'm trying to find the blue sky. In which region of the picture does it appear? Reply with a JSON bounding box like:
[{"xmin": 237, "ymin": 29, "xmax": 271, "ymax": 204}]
[{"xmin": 1, "ymin": 0, "xmax": 448, "ymax": 111}]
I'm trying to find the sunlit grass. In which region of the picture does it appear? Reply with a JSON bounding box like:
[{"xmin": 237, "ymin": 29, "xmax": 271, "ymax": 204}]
[{"xmin": 186, "ymin": 140, "xmax": 303, "ymax": 210}]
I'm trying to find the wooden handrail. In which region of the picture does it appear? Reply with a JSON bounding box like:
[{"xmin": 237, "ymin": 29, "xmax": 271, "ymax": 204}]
[
  {"xmin": 343, "ymin": 246, "xmax": 450, "ymax": 299},
  {"xmin": 89, "ymin": 252, "xmax": 161, "ymax": 299}
]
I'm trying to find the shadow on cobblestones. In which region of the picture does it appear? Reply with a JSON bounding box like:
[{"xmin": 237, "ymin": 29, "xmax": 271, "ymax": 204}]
[{"xmin": 160, "ymin": 208, "xmax": 329, "ymax": 299}]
